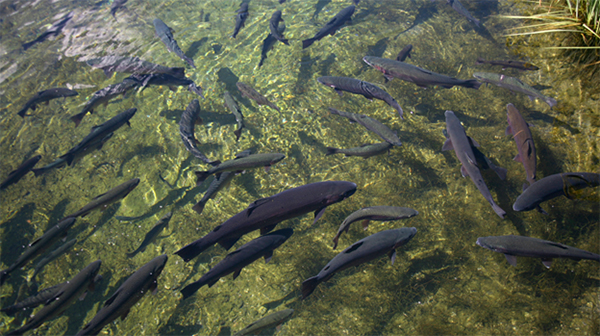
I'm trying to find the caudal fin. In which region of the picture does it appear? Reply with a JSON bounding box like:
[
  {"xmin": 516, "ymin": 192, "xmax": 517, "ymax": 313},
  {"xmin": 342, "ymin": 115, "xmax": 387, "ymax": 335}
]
[
  {"xmin": 70, "ymin": 112, "xmax": 85, "ymax": 127},
  {"xmin": 492, "ymin": 203, "xmax": 506, "ymax": 219},
  {"xmin": 175, "ymin": 241, "xmax": 206, "ymax": 262},
  {"xmin": 465, "ymin": 79, "xmax": 482, "ymax": 90},
  {"xmin": 195, "ymin": 171, "xmax": 211, "ymax": 185},
  {"xmin": 302, "ymin": 38, "xmax": 315, "ymax": 49},
  {"xmin": 325, "ymin": 147, "xmax": 339, "ymax": 156},
  {"xmin": 169, "ymin": 67, "xmax": 186, "ymax": 78},
  {"xmin": 180, "ymin": 281, "xmax": 204, "ymax": 300},
  {"xmin": 192, "ymin": 201, "xmax": 205, "ymax": 214},
  {"xmin": 301, "ymin": 276, "xmax": 320, "ymax": 299}
]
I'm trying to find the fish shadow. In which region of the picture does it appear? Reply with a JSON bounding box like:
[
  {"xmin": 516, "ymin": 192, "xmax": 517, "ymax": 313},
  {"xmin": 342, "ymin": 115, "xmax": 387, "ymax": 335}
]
[
  {"xmin": 319, "ymin": 53, "xmax": 337, "ymax": 76},
  {"xmin": 78, "ymin": 203, "xmax": 122, "ymax": 242},
  {"xmin": 45, "ymin": 198, "xmax": 71, "ymax": 231},
  {"xmin": 156, "ymin": 297, "xmax": 203, "ymax": 335},
  {"xmin": 0, "ymin": 203, "xmax": 37, "ymax": 271},
  {"xmin": 295, "ymin": 53, "xmax": 318, "ymax": 95},
  {"xmin": 186, "ymin": 37, "xmax": 209, "ymax": 60}
]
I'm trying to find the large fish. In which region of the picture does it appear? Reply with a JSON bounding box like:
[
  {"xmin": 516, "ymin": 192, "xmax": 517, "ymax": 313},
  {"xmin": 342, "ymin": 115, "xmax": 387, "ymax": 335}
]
[
  {"xmin": 302, "ymin": 227, "xmax": 417, "ymax": 299},
  {"xmin": 259, "ymin": 23, "xmax": 286, "ymax": 68},
  {"xmin": 194, "ymin": 153, "xmax": 286, "ymax": 184},
  {"xmin": 332, "ymin": 206, "xmax": 419, "ymax": 249},
  {"xmin": 86, "ymin": 56, "xmax": 185, "ymax": 78},
  {"xmin": 443, "ymin": 111, "xmax": 506, "ymax": 218},
  {"xmin": 153, "ymin": 18, "xmax": 195, "ymax": 68},
  {"xmin": 129, "ymin": 73, "xmax": 204, "ymax": 97},
  {"xmin": 22, "ymin": 11, "xmax": 74, "ymax": 50},
  {"xmin": 236, "ymin": 82, "xmax": 280, "ymax": 112},
  {"xmin": 0, "ymin": 155, "xmax": 41, "ymax": 190},
  {"xmin": 17, "ymin": 88, "xmax": 78, "ymax": 117},
  {"xmin": 506, "ymin": 104, "xmax": 536, "ymax": 185},
  {"xmin": 328, "ymin": 108, "xmax": 402, "ymax": 146},
  {"xmin": 475, "ymin": 57, "xmax": 539, "ymax": 71},
  {"xmin": 175, "ymin": 181, "xmax": 357, "ymax": 262},
  {"xmin": 64, "ymin": 178, "xmax": 140, "ymax": 219},
  {"xmin": 224, "ymin": 91, "xmax": 245, "ymax": 141},
  {"xmin": 180, "ymin": 228, "xmax": 293, "ymax": 299},
  {"xmin": 32, "ymin": 238, "xmax": 78, "ymax": 280},
  {"xmin": 179, "ymin": 99, "xmax": 214, "ymax": 164},
  {"xmin": 192, "ymin": 172, "xmax": 235, "ymax": 214},
  {"xmin": 473, "ymin": 72, "xmax": 557, "ymax": 108},
  {"xmin": 269, "ymin": 10, "xmax": 289, "ymax": 45},
  {"xmin": 126, "ymin": 212, "xmax": 172, "ymax": 258},
  {"xmin": 326, "ymin": 142, "xmax": 393, "ymax": 158},
  {"xmin": 233, "ymin": 309, "xmax": 294, "ymax": 336},
  {"xmin": 476, "ymin": 235, "xmax": 600, "ymax": 268},
  {"xmin": 445, "ymin": 0, "xmax": 480, "ymax": 27},
  {"xmin": 512, "ymin": 172, "xmax": 599, "ymax": 212},
  {"xmin": 363, "ymin": 56, "xmax": 481, "ymax": 90},
  {"xmin": 232, "ymin": 2, "xmax": 249, "ymax": 38},
  {"xmin": 302, "ymin": 5, "xmax": 355, "ymax": 49},
  {"xmin": 76, "ymin": 255, "xmax": 168, "ymax": 336},
  {"xmin": 318, "ymin": 77, "xmax": 404, "ymax": 118}
]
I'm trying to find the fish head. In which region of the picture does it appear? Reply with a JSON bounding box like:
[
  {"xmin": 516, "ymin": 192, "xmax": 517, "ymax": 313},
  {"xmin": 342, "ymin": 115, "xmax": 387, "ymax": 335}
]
[
  {"xmin": 316, "ymin": 77, "xmax": 335, "ymax": 88},
  {"xmin": 362, "ymin": 56, "xmax": 383, "ymax": 71},
  {"xmin": 328, "ymin": 181, "xmax": 357, "ymax": 204},
  {"xmin": 149, "ymin": 255, "xmax": 168, "ymax": 278},
  {"xmin": 270, "ymin": 154, "xmax": 286, "ymax": 165},
  {"xmin": 476, "ymin": 237, "xmax": 508, "ymax": 253},
  {"xmin": 393, "ymin": 227, "xmax": 417, "ymax": 248},
  {"xmin": 86, "ymin": 260, "xmax": 103, "ymax": 280}
]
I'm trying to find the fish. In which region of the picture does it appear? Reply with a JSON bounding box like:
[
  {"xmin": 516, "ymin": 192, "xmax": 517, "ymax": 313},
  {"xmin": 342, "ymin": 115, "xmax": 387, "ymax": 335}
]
[
  {"xmin": 0, "ymin": 217, "xmax": 77, "ymax": 286},
  {"xmin": 446, "ymin": 0, "xmax": 480, "ymax": 27},
  {"xmin": 76, "ymin": 255, "xmax": 168, "ymax": 336},
  {"xmin": 312, "ymin": 0, "xmax": 332, "ymax": 19},
  {"xmin": 302, "ymin": 5, "xmax": 355, "ymax": 49},
  {"xmin": 236, "ymin": 82, "xmax": 280, "ymax": 112},
  {"xmin": 332, "ymin": 206, "xmax": 419, "ymax": 249},
  {"xmin": 259, "ymin": 22, "xmax": 286, "ymax": 68},
  {"xmin": 126, "ymin": 212, "xmax": 172, "ymax": 258},
  {"xmin": 506, "ymin": 103, "xmax": 536, "ymax": 185},
  {"xmin": 396, "ymin": 44, "xmax": 413, "ymax": 62},
  {"xmin": 31, "ymin": 238, "xmax": 78, "ymax": 280},
  {"xmin": 153, "ymin": 18, "xmax": 196, "ymax": 68},
  {"xmin": 6, "ymin": 260, "xmax": 102, "ymax": 336},
  {"xmin": 475, "ymin": 57, "xmax": 539, "ymax": 71},
  {"xmin": 302, "ymin": 227, "xmax": 417, "ymax": 299},
  {"xmin": 194, "ymin": 153, "xmax": 286, "ymax": 184},
  {"xmin": 179, "ymin": 99, "xmax": 214, "ymax": 164},
  {"xmin": 233, "ymin": 309, "xmax": 294, "ymax": 336},
  {"xmin": 22, "ymin": 11, "xmax": 74, "ymax": 50},
  {"xmin": 110, "ymin": 0, "xmax": 128, "ymax": 18},
  {"xmin": 224, "ymin": 91, "xmax": 245, "ymax": 141},
  {"xmin": 64, "ymin": 178, "xmax": 140, "ymax": 219},
  {"xmin": 175, "ymin": 181, "xmax": 357, "ymax": 262},
  {"xmin": 17, "ymin": 88, "xmax": 78, "ymax": 117},
  {"xmin": 269, "ymin": 10, "xmax": 289, "ymax": 45},
  {"xmin": 326, "ymin": 142, "xmax": 393, "ymax": 158},
  {"xmin": 0, "ymin": 155, "xmax": 41, "ymax": 190},
  {"xmin": 476, "ymin": 235, "xmax": 600, "ymax": 268},
  {"xmin": 180, "ymin": 228, "xmax": 293, "ymax": 299},
  {"xmin": 63, "ymin": 108, "xmax": 137, "ymax": 165},
  {"xmin": 472, "ymin": 72, "xmax": 557, "ymax": 108},
  {"xmin": 232, "ymin": 2, "xmax": 249, "ymax": 38},
  {"xmin": 442, "ymin": 110, "xmax": 506, "ymax": 219},
  {"xmin": 128, "ymin": 73, "xmax": 204, "ymax": 98},
  {"xmin": 318, "ymin": 77, "xmax": 404, "ymax": 118},
  {"xmin": 363, "ymin": 56, "xmax": 481, "ymax": 89},
  {"xmin": 193, "ymin": 172, "xmax": 235, "ymax": 215},
  {"xmin": 512, "ymin": 172, "xmax": 599, "ymax": 212},
  {"xmin": 86, "ymin": 56, "xmax": 185, "ymax": 78},
  {"xmin": 70, "ymin": 79, "xmax": 139, "ymax": 127},
  {"xmin": 328, "ymin": 108, "xmax": 402, "ymax": 146}
]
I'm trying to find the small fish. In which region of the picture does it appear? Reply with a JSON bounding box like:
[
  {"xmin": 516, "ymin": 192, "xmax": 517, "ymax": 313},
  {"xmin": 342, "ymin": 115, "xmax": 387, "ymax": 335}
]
[
  {"xmin": 446, "ymin": 0, "xmax": 480, "ymax": 27},
  {"xmin": 180, "ymin": 228, "xmax": 293, "ymax": 299},
  {"xmin": 473, "ymin": 72, "xmax": 557, "ymax": 108},
  {"xmin": 332, "ymin": 206, "xmax": 419, "ymax": 249},
  {"xmin": 328, "ymin": 108, "xmax": 402, "ymax": 146},
  {"xmin": 86, "ymin": 56, "xmax": 185, "ymax": 78},
  {"xmin": 76, "ymin": 255, "xmax": 168, "ymax": 336},
  {"xmin": 302, "ymin": 228, "xmax": 417, "ymax": 299},
  {"xmin": 476, "ymin": 57, "xmax": 539, "ymax": 71},
  {"xmin": 179, "ymin": 99, "xmax": 213, "ymax": 164},
  {"xmin": 318, "ymin": 77, "xmax": 404, "ymax": 118},
  {"xmin": 70, "ymin": 79, "xmax": 139, "ymax": 127},
  {"xmin": 269, "ymin": 10, "xmax": 289, "ymax": 45},
  {"xmin": 153, "ymin": 18, "xmax": 195, "ymax": 68},
  {"xmin": 22, "ymin": 11, "xmax": 74, "ymax": 50},
  {"xmin": 0, "ymin": 155, "xmax": 41, "ymax": 190},
  {"xmin": 128, "ymin": 73, "xmax": 203, "ymax": 98},
  {"xmin": 17, "ymin": 88, "xmax": 78, "ymax": 117},
  {"xmin": 476, "ymin": 235, "xmax": 600, "ymax": 268},
  {"xmin": 506, "ymin": 104, "xmax": 536, "ymax": 185},
  {"xmin": 1, "ymin": 283, "xmax": 63, "ymax": 316},
  {"xmin": 396, "ymin": 44, "xmax": 413, "ymax": 62},
  {"xmin": 302, "ymin": 5, "xmax": 355, "ymax": 49},
  {"xmin": 259, "ymin": 23, "xmax": 286, "ymax": 68},
  {"xmin": 326, "ymin": 142, "xmax": 393, "ymax": 158},
  {"xmin": 195, "ymin": 153, "xmax": 286, "ymax": 184},
  {"xmin": 127, "ymin": 212, "xmax": 172, "ymax": 258},
  {"xmin": 192, "ymin": 172, "xmax": 235, "ymax": 215},
  {"xmin": 232, "ymin": 3, "xmax": 249, "ymax": 38},
  {"xmin": 236, "ymin": 82, "xmax": 280, "ymax": 112},
  {"xmin": 64, "ymin": 178, "xmax": 140, "ymax": 219},
  {"xmin": 110, "ymin": 0, "xmax": 128, "ymax": 18},
  {"xmin": 233, "ymin": 309, "xmax": 294, "ymax": 336},
  {"xmin": 224, "ymin": 91, "xmax": 245, "ymax": 141},
  {"xmin": 31, "ymin": 238, "xmax": 78, "ymax": 280}
]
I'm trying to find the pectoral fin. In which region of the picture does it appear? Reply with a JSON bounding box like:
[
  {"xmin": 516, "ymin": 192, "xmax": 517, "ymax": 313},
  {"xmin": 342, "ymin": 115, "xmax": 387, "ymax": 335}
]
[
  {"xmin": 313, "ymin": 207, "xmax": 327, "ymax": 225},
  {"xmin": 388, "ymin": 250, "xmax": 397, "ymax": 265},
  {"xmin": 460, "ymin": 165, "xmax": 469, "ymax": 177},
  {"xmin": 442, "ymin": 139, "xmax": 453, "ymax": 151},
  {"xmin": 361, "ymin": 220, "xmax": 370, "ymax": 230},
  {"xmin": 264, "ymin": 251, "xmax": 273, "ymax": 263},
  {"xmin": 504, "ymin": 254, "xmax": 518, "ymax": 266},
  {"xmin": 232, "ymin": 269, "xmax": 242, "ymax": 280},
  {"xmin": 541, "ymin": 259, "xmax": 553, "ymax": 268}
]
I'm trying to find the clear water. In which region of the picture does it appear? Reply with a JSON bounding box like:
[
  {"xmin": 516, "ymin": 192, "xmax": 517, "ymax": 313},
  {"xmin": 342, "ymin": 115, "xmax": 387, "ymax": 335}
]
[{"xmin": 0, "ymin": 0, "xmax": 598, "ymax": 335}]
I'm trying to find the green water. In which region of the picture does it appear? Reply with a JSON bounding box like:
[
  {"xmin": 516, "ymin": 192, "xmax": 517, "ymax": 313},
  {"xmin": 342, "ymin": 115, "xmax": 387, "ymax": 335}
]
[{"xmin": 0, "ymin": 0, "xmax": 598, "ymax": 335}]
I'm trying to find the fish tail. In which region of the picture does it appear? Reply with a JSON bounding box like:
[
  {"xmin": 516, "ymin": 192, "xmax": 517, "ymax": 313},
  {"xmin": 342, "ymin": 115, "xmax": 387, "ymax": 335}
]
[
  {"xmin": 234, "ymin": 128, "xmax": 242, "ymax": 141},
  {"xmin": 301, "ymin": 276, "xmax": 320, "ymax": 299},
  {"xmin": 0, "ymin": 306, "xmax": 17, "ymax": 316},
  {"xmin": 546, "ymin": 97, "xmax": 557, "ymax": 108},
  {"xmin": 175, "ymin": 241, "xmax": 205, "ymax": 262},
  {"xmin": 126, "ymin": 251, "xmax": 138, "ymax": 258},
  {"xmin": 192, "ymin": 202, "xmax": 205, "ymax": 214},
  {"xmin": 31, "ymin": 168, "xmax": 46, "ymax": 177},
  {"xmin": 188, "ymin": 84, "xmax": 204, "ymax": 99},
  {"xmin": 302, "ymin": 38, "xmax": 315, "ymax": 49},
  {"xmin": 22, "ymin": 41, "xmax": 35, "ymax": 50},
  {"xmin": 281, "ymin": 38, "xmax": 290, "ymax": 46},
  {"xmin": 170, "ymin": 67, "xmax": 186, "ymax": 78},
  {"xmin": 332, "ymin": 236, "xmax": 339, "ymax": 249},
  {"xmin": 325, "ymin": 147, "xmax": 339, "ymax": 156},
  {"xmin": 70, "ymin": 112, "xmax": 85, "ymax": 127},
  {"xmin": 0, "ymin": 270, "xmax": 9, "ymax": 286},
  {"xmin": 180, "ymin": 281, "xmax": 204, "ymax": 300},
  {"xmin": 195, "ymin": 171, "xmax": 210, "ymax": 185},
  {"xmin": 492, "ymin": 203, "xmax": 506, "ymax": 219},
  {"xmin": 17, "ymin": 108, "xmax": 28, "ymax": 117},
  {"xmin": 475, "ymin": 57, "xmax": 485, "ymax": 65},
  {"xmin": 466, "ymin": 79, "xmax": 482, "ymax": 90}
]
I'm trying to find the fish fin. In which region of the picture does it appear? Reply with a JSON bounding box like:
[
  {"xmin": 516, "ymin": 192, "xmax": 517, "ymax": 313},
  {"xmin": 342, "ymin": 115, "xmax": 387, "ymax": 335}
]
[
  {"xmin": 264, "ymin": 251, "xmax": 273, "ymax": 263},
  {"xmin": 70, "ymin": 113, "xmax": 85, "ymax": 127},
  {"xmin": 493, "ymin": 166, "xmax": 508, "ymax": 180},
  {"xmin": 209, "ymin": 160, "xmax": 221, "ymax": 167},
  {"xmin": 361, "ymin": 219, "xmax": 370, "ymax": 230},
  {"xmin": 325, "ymin": 147, "xmax": 338, "ymax": 156},
  {"xmin": 103, "ymin": 69, "xmax": 114, "ymax": 77},
  {"xmin": 195, "ymin": 171, "xmax": 211, "ymax": 185},
  {"xmin": 301, "ymin": 38, "xmax": 314, "ymax": 49},
  {"xmin": 104, "ymin": 288, "xmax": 122, "ymax": 307},
  {"xmin": 334, "ymin": 88, "xmax": 343, "ymax": 97},
  {"xmin": 234, "ymin": 128, "xmax": 242, "ymax": 141},
  {"xmin": 362, "ymin": 94, "xmax": 374, "ymax": 101},
  {"xmin": 332, "ymin": 236, "xmax": 339, "ymax": 250},
  {"xmin": 460, "ymin": 165, "xmax": 469, "ymax": 177},
  {"xmin": 150, "ymin": 281, "xmax": 158, "ymax": 295},
  {"xmin": 513, "ymin": 153, "xmax": 522, "ymax": 162},
  {"xmin": 168, "ymin": 86, "xmax": 177, "ymax": 92},
  {"xmin": 264, "ymin": 166, "xmax": 271, "ymax": 173},
  {"xmin": 541, "ymin": 259, "xmax": 553, "ymax": 268},
  {"xmin": 195, "ymin": 117, "xmax": 203, "ymax": 125},
  {"xmin": 528, "ymin": 95, "xmax": 534, "ymax": 102},
  {"xmin": 92, "ymin": 192, "xmax": 107, "ymax": 200},
  {"xmin": 388, "ymin": 249, "xmax": 396, "ymax": 265},
  {"xmin": 504, "ymin": 254, "xmax": 518, "ymax": 266},
  {"xmin": 246, "ymin": 197, "xmax": 272, "ymax": 216},
  {"xmin": 207, "ymin": 278, "xmax": 219, "ymax": 287},
  {"xmin": 536, "ymin": 205, "xmax": 548, "ymax": 215},
  {"xmin": 465, "ymin": 152, "xmax": 477, "ymax": 167},
  {"xmin": 260, "ymin": 224, "xmax": 277, "ymax": 235},
  {"xmin": 475, "ymin": 57, "xmax": 485, "ymax": 65},
  {"xmin": 218, "ymin": 236, "xmax": 240, "ymax": 250},
  {"xmin": 192, "ymin": 202, "xmax": 205, "ymax": 214},
  {"xmin": 492, "ymin": 204, "xmax": 506, "ymax": 219},
  {"xmin": 232, "ymin": 269, "xmax": 242, "ymax": 280},
  {"xmin": 180, "ymin": 282, "xmax": 203, "ymax": 299},
  {"xmin": 79, "ymin": 291, "xmax": 87, "ymax": 301},
  {"xmin": 467, "ymin": 136, "xmax": 480, "ymax": 147},
  {"xmin": 236, "ymin": 150, "xmax": 252, "ymax": 158},
  {"xmin": 313, "ymin": 207, "xmax": 327, "ymax": 225},
  {"xmin": 345, "ymin": 241, "xmax": 364, "ymax": 254},
  {"xmin": 505, "ymin": 125, "xmax": 512, "ymax": 136},
  {"xmin": 441, "ymin": 139, "xmax": 453, "ymax": 151},
  {"xmin": 121, "ymin": 309, "xmax": 130, "ymax": 320},
  {"xmin": 301, "ymin": 276, "xmax": 319, "ymax": 299}
]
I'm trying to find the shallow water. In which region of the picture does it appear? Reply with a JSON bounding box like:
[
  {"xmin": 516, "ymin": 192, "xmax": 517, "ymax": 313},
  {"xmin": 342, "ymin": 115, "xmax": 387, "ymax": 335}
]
[{"xmin": 0, "ymin": 0, "xmax": 598, "ymax": 335}]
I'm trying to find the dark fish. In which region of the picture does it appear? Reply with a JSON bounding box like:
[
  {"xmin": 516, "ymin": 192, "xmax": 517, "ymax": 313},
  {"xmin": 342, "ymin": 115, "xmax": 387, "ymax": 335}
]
[
  {"xmin": 363, "ymin": 56, "xmax": 481, "ymax": 89},
  {"xmin": 312, "ymin": 0, "xmax": 332, "ymax": 19},
  {"xmin": 446, "ymin": 0, "xmax": 480, "ymax": 27},
  {"xmin": 452, "ymin": 129, "xmax": 507, "ymax": 180},
  {"xmin": 154, "ymin": 18, "xmax": 195, "ymax": 68},
  {"xmin": 63, "ymin": 108, "xmax": 137, "ymax": 165},
  {"xmin": 326, "ymin": 142, "xmax": 392, "ymax": 158},
  {"xmin": 1, "ymin": 283, "xmax": 64, "ymax": 316},
  {"xmin": 127, "ymin": 212, "xmax": 172, "ymax": 258},
  {"xmin": 318, "ymin": 77, "xmax": 404, "ymax": 118},
  {"xmin": 233, "ymin": 309, "xmax": 294, "ymax": 336},
  {"xmin": 512, "ymin": 172, "xmax": 600, "ymax": 212},
  {"xmin": 224, "ymin": 91, "xmax": 245, "ymax": 141},
  {"xmin": 232, "ymin": 3, "xmax": 249, "ymax": 38},
  {"xmin": 128, "ymin": 73, "xmax": 204, "ymax": 98},
  {"xmin": 396, "ymin": 44, "xmax": 413, "ymax": 62},
  {"xmin": 64, "ymin": 178, "xmax": 140, "ymax": 219},
  {"xmin": 236, "ymin": 82, "xmax": 280, "ymax": 112},
  {"xmin": 32, "ymin": 238, "xmax": 78, "ymax": 280},
  {"xmin": 476, "ymin": 57, "xmax": 539, "ymax": 71},
  {"xmin": 302, "ymin": 227, "xmax": 417, "ymax": 299},
  {"xmin": 0, "ymin": 155, "xmax": 41, "ymax": 190},
  {"xmin": 259, "ymin": 23, "xmax": 286, "ymax": 68},
  {"xmin": 332, "ymin": 206, "xmax": 418, "ymax": 249},
  {"xmin": 76, "ymin": 255, "xmax": 168, "ymax": 336},
  {"xmin": 70, "ymin": 79, "xmax": 139, "ymax": 127},
  {"xmin": 6, "ymin": 260, "xmax": 102, "ymax": 336},
  {"xmin": 180, "ymin": 228, "xmax": 293, "ymax": 299},
  {"xmin": 179, "ymin": 99, "xmax": 213, "ymax": 164},
  {"xmin": 302, "ymin": 5, "xmax": 355, "ymax": 49},
  {"xmin": 328, "ymin": 108, "xmax": 402, "ymax": 146},
  {"xmin": 472, "ymin": 72, "xmax": 557, "ymax": 108},
  {"xmin": 269, "ymin": 10, "xmax": 289, "ymax": 45},
  {"xmin": 442, "ymin": 111, "xmax": 506, "ymax": 218},
  {"xmin": 22, "ymin": 11, "xmax": 74, "ymax": 50},
  {"xmin": 110, "ymin": 0, "xmax": 128, "ymax": 18},
  {"xmin": 0, "ymin": 217, "xmax": 77, "ymax": 286},
  {"xmin": 17, "ymin": 88, "xmax": 78, "ymax": 117},
  {"xmin": 506, "ymin": 104, "xmax": 536, "ymax": 185},
  {"xmin": 195, "ymin": 153, "xmax": 286, "ymax": 184},
  {"xmin": 193, "ymin": 172, "xmax": 235, "ymax": 214},
  {"xmin": 86, "ymin": 56, "xmax": 185, "ymax": 78},
  {"xmin": 175, "ymin": 181, "xmax": 357, "ymax": 262},
  {"xmin": 476, "ymin": 235, "xmax": 600, "ymax": 268},
  {"xmin": 279, "ymin": 0, "xmax": 287, "ymax": 3}
]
